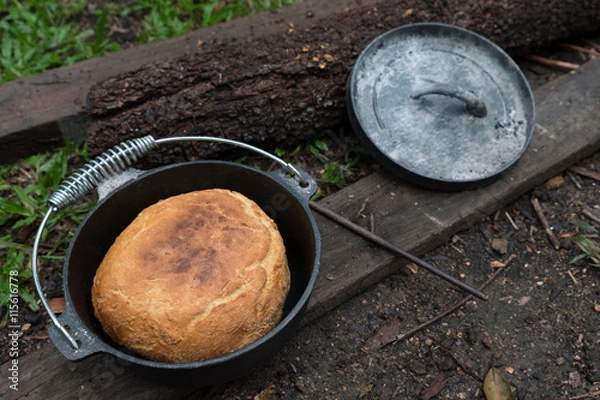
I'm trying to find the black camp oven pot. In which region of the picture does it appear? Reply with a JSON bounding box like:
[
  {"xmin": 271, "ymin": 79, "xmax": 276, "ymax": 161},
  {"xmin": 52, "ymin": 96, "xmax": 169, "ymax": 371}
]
[{"xmin": 33, "ymin": 136, "xmax": 321, "ymax": 387}]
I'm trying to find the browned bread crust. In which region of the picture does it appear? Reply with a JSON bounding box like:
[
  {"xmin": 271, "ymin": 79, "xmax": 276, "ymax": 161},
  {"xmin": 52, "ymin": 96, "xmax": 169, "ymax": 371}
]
[{"xmin": 91, "ymin": 189, "xmax": 289, "ymax": 363}]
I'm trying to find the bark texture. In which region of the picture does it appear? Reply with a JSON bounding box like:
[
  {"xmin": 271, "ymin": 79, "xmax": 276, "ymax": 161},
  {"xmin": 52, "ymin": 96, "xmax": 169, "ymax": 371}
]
[{"xmin": 86, "ymin": 0, "xmax": 600, "ymax": 164}]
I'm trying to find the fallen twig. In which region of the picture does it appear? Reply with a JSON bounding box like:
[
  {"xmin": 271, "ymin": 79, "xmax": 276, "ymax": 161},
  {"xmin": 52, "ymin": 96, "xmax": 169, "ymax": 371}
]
[
  {"xmin": 567, "ymin": 269, "xmax": 580, "ymax": 286},
  {"xmin": 568, "ymin": 389, "xmax": 600, "ymax": 400},
  {"xmin": 566, "ymin": 170, "xmax": 583, "ymax": 189},
  {"xmin": 439, "ymin": 346, "xmax": 484, "ymax": 382},
  {"xmin": 525, "ymin": 55, "xmax": 579, "ymax": 71},
  {"xmin": 583, "ymin": 39, "xmax": 600, "ymax": 52},
  {"xmin": 531, "ymin": 197, "xmax": 561, "ymax": 250},
  {"xmin": 569, "ymin": 165, "xmax": 600, "ymax": 182},
  {"xmin": 559, "ymin": 43, "xmax": 600, "ymax": 57},
  {"xmin": 309, "ymin": 200, "xmax": 489, "ymax": 300},
  {"xmin": 381, "ymin": 254, "xmax": 516, "ymax": 348},
  {"xmin": 419, "ymin": 372, "xmax": 448, "ymax": 400},
  {"xmin": 355, "ymin": 197, "xmax": 369, "ymax": 219},
  {"xmin": 582, "ymin": 206, "xmax": 600, "ymax": 225},
  {"xmin": 505, "ymin": 211, "xmax": 519, "ymax": 230}
]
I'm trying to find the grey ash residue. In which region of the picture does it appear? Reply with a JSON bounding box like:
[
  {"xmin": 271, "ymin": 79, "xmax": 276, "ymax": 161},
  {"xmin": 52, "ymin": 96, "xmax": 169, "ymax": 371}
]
[{"xmin": 494, "ymin": 118, "xmax": 525, "ymax": 140}]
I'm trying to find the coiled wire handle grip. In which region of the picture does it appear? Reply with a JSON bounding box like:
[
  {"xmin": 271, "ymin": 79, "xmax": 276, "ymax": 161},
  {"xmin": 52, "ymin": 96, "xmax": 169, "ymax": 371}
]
[{"xmin": 33, "ymin": 135, "xmax": 308, "ymax": 349}]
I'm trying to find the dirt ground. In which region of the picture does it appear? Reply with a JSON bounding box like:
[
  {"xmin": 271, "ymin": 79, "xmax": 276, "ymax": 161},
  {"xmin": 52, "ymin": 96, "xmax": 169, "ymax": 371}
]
[
  {"xmin": 177, "ymin": 153, "xmax": 600, "ymax": 400},
  {"xmin": 1, "ymin": 5, "xmax": 599, "ymax": 399},
  {"xmin": 188, "ymin": 48, "xmax": 600, "ymax": 399}
]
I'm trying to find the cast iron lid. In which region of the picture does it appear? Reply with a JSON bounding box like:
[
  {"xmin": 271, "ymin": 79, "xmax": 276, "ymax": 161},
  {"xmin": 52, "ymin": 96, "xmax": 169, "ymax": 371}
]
[{"xmin": 347, "ymin": 23, "xmax": 535, "ymax": 190}]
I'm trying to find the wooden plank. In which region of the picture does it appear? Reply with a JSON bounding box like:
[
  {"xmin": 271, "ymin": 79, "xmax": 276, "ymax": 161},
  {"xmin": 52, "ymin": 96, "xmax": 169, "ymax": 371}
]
[
  {"xmin": 2, "ymin": 57, "xmax": 599, "ymax": 400},
  {"xmin": 0, "ymin": 0, "xmax": 375, "ymax": 162}
]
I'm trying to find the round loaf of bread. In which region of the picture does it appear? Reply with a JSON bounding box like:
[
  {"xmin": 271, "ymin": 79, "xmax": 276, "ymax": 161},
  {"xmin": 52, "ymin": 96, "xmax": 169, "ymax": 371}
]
[{"xmin": 91, "ymin": 189, "xmax": 290, "ymax": 363}]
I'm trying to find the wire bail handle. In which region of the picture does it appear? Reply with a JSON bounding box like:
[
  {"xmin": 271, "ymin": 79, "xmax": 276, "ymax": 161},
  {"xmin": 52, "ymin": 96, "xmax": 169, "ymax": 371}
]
[{"xmin": 33, "ymin": 135, "xmax": 308, "ymax": 349}]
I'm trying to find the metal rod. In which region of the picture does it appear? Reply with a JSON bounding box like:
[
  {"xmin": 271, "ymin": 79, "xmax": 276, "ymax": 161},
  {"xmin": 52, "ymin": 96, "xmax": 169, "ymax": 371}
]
[
  {"xmin": 309, "ymin": 201, "xmax": 489, "ymax": 301},
  {"xmin": 155, "ymin": 136, "xmax": 308, "ymax": 185},
  {"xmin": 32, "ymin": 207, "xmax": 80, "ymax": 349}
]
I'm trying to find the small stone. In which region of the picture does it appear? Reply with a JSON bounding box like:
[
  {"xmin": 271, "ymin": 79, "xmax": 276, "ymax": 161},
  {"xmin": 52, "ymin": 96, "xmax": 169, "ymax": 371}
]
[
  {"xmin": 294, "ymin": 378, "xmax": 307, "ymax": 393},
  {"xmin": 482, "ymin": 331, "xmax": 493, "ymax": 349},
  {"xmin": 27, "ymin": 314, "xmax": 42, "ymax": 325},
  {"xmin": 568, "ymin": 371, "xmax": 582, "ymax": 388},
  {"xmin": 556, "ymin": 357, "xmax": 566, "ymax": 365},
  {"xmin": 561, "ymin": 236, "xmax": 575, "ymax": 250},
  {"xmin": 518, "ymin": 296, "xmax": 531, "ymax": 306},
  {"xmin": 491, "ymin": 238, "xmax": 509, "ymax": 254}
]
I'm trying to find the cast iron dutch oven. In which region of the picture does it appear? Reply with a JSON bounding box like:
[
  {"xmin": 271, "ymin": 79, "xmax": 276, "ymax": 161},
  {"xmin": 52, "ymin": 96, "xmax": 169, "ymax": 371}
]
[
  {"xmin": 32, "ymin": 136, "xmax": 321, "ymax": 386},
  {"xmin": 347, "ymin": 23, "xmax": 536, "ymax": 190}
]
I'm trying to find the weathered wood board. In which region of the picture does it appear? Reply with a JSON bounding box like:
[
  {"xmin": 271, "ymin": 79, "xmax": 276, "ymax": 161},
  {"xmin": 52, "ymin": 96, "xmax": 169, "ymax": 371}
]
[{"xmin": 2, "ymin": 56, "xmax": 599, "ymax": 400}]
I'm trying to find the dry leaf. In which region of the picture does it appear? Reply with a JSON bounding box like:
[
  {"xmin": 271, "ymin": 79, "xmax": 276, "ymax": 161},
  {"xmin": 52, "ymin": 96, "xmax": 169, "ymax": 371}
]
[
  {"xmin": 567, "ymin": 371, "xmax": 582, "ymax": 388},
  {"xmin": 359, "ymin": 383, "xmax": 373, "ymax": 398},
  {"xmin": 49, "ymin": 297, "xmax": 66, "ymax": 314},
  {"xmin": 362, "ymin": 318, "xmax": 401, "ymax": 351},
  {"xmin": 483, "ymin": 367, "xmax": 516, "ymax": 400},
  {"xmin": 420, "ymin": 373, "xmax": 447, "ymax": 400},
  {"xmin": 517, "ymin": 296, "xmax": 531, "ymax": 306},
  {"xmin": 543, "ymin": 175, "xmax": 565, "ymax": 190},
  {"xmin": 401, "ymin": 262, "xmax": 419, "ymax": 275},
  {"xmin": 253, "ymin": 385, "xmax": 278, "ymax": 400}
]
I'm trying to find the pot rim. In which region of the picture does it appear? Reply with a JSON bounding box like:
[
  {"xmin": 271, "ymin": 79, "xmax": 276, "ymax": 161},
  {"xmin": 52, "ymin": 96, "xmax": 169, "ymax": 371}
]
[{"xmin": 54, "ymin": 160, "xmax": 321, "ymax": 370}]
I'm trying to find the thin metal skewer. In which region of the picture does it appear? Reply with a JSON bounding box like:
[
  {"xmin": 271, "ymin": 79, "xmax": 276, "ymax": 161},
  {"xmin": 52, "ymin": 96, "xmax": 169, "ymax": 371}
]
[{"xmin": 309, "ymin": 201, "xmax": 489, "ymax": 301}]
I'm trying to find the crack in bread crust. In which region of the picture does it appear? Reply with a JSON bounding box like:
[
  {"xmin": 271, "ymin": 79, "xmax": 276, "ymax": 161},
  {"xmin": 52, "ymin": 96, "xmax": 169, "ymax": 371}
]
[{"xmin": 91, "ymin": 189, "xmax": 290, "ymax": 363}]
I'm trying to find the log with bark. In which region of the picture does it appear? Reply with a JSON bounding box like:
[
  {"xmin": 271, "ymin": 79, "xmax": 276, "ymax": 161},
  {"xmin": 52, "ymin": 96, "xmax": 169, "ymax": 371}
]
[{"xmin": 86, "ymin": 0, "xmax": 600, "ymax": 164}]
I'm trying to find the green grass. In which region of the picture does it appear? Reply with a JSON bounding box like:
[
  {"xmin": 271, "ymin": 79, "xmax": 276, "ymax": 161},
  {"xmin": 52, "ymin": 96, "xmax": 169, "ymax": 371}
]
[
  {"xmin": 0, "ymin": 0, "xmax": 112, "ymax": 83},
  {"xmin": 0, "ymin": 0, "xmax": 301, "ymax": 84},
  {"xmin": 0, "ymin": 142, "xmax": 93, "ymax": 326},
  {"xmin": 274, "ymin": 133, "xmax": 369, "ymax": 199},
  {"xmin": 570, "ymin": 220, "xmax": 600, "ymax": 267}
]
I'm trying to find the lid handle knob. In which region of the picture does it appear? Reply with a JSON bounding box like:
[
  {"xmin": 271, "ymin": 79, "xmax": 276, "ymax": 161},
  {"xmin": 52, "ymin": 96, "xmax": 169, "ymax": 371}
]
[{"xmin": 411, "ymin": 83, "xmax": 487, "ymax": 118}]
